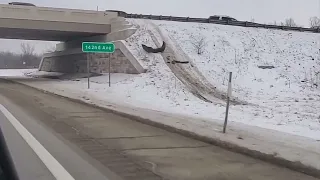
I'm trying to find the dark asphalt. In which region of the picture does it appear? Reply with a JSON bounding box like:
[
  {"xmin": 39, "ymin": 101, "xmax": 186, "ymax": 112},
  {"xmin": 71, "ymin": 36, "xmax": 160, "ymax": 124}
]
[{"xmin": 0, "ymin": 80, "xmax": 118, "ymax": 180}]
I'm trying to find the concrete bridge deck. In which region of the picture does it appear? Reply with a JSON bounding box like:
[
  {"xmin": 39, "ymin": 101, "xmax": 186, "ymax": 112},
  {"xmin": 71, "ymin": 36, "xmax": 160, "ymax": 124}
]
[
  {"xmin": 0, "ymin": 4, "xmax": 144, "ymax": 74},
  {"xmin": 0, "ymin": 4, "xmax": 118, "ymax": 41}
]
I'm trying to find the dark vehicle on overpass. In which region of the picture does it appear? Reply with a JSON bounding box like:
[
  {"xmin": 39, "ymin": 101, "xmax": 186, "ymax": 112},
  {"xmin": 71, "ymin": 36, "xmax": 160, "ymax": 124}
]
[
  {"xmin": 8, "ymin": 2, "xmax": 36, "ymax": 6},
  {"xmin": 105, "ymin": 10, "xmax": 127, "ymax": 17},
  {"xmin": 209, "ymin": 15, "xmax": 237, "ymax": 21}
]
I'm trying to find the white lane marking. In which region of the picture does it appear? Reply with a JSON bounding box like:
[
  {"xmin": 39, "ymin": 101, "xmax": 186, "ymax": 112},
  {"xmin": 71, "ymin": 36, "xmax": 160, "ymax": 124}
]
[{"xmin": 0, "ymin": 104, "xmax": 75, "ymax": 180}]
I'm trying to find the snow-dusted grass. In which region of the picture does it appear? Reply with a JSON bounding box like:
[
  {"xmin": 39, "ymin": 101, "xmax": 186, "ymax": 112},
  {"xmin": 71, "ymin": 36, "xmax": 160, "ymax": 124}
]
[
  {"xmin": 1, "ymin": 20, "xmax": 320, "ymax": 140},
  {"xmin": 155, "ymin": 21, "xmax": 320, "ymax": 98},
  {"xmin": 151, "ymin": 20, "xmax": 320, "ymax": 139}
]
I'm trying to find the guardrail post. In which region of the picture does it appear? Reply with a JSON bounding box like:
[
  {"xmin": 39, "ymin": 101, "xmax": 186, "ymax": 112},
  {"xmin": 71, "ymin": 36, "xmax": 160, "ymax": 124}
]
[
  {"xmin": 87, "ymin": 53, "xmax": 90, "ymax": 89},
  {"xmin": 159, "ymin": 15, "xmax": 162, "ymax": 20},
  {"xmin": 108, "ymin": 54, "xmax": 111, "ymax": 87}
]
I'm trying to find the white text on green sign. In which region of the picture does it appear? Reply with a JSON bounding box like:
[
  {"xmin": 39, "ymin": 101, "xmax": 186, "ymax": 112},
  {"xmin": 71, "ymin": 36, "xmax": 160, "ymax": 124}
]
[{"xmin": 82, "ymin": 42, "xmax": 115, "ymax": 53}]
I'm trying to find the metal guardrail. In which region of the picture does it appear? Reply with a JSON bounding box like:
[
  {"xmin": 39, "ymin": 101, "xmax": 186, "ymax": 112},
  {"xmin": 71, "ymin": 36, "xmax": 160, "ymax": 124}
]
[{"xmin": 126, "ymin": 13, "xmax": 320, "ymax": 33}]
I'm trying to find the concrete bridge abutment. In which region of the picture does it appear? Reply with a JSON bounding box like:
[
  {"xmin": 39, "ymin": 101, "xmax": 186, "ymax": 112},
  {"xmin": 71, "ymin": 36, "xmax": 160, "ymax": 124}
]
[
  {"xmin": 40, "ymin": 41, "xmax": 146, "ymax": 74},
  {"xmin": 39, "ymin": 17, "xmax": 145, "ymax": 75}
]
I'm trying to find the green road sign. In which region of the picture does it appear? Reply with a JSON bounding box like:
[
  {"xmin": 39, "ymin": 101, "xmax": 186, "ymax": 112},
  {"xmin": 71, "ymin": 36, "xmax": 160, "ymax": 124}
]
[{"xmin": 82, "ymin": 42, "xmax": 115, "ymax": 53}]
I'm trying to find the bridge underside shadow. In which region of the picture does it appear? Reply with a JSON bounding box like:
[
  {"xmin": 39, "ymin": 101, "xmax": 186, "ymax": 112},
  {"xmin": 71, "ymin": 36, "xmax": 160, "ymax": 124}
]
[
  {"xmin": 39, "ymin": 41, "xmax": 146, "ymax": 74},
  {"xmin": 38, "ymin": 23, "xmax": 145, "ymax": 75},
  {"xmin": 0, "ymin": 28, "xmax": 104, "ymax": 41}
]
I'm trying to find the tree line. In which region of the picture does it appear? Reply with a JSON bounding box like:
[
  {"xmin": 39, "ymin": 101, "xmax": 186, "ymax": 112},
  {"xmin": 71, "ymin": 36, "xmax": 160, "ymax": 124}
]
[
  {"xmin": 0, "ymin": 43, "xmax": 42, "ymax": 69},
  {"xmin": 250, "ymin": 17, "xmax": 320, "ymax": 28}
]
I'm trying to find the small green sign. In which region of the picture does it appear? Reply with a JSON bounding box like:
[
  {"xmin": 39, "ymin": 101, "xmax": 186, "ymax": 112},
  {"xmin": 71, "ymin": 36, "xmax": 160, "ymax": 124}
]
[{"xmin": 82, "ymin": 42, "xmax": 115, "ymax": 53}]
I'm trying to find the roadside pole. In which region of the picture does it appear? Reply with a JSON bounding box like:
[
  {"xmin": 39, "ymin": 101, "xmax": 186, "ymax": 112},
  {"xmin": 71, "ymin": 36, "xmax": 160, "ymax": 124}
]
[
  {"xmin": 234, "ymin": 49, "xmax": 237, "ymax": 64},
  {"xmin": 87, "ymin": 53, "xmax": 90, "ymax": 89},
  {"xmin": 108, "ymin": 54, "xmax": 111, "ymax": 87},
  {"xmin": 223, "ymin": 72, "xmax": 232, "ymax": 133}
]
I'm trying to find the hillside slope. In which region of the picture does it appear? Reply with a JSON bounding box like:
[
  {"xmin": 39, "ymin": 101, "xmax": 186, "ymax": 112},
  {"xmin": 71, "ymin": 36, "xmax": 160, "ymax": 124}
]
[
  {"xmin": 155, "ymin": 21, "xmax": 320, "ymax": 102},
  {"xmin": 147, "ymin": 20, "xmax": 320, "ymax": 139},
  {"xmin": 144, "ymin": 20, "xmax": 245, "ymax": 105}
]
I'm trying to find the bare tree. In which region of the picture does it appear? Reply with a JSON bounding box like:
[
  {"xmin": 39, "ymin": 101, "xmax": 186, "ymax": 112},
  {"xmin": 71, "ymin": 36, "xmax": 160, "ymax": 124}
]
[
  {"xmin": 250, "ymin": 18, "xmax": 255, "ymax": 23},
  {"xmin": 267, "ymin": 21, "xmax": 277, "ymax": 25},
  {"xmin": 20, "ymin": 43, "xmax": 35, "ymax": 55},
  {"xmin": 284, "ymin": 18, "xmax": 297, "ymax": 27},
  {"xmin": 309, "ymin": 16, "xmax": 320, "ymax": 28},
  {"xmin": 190, "ymin": 36, "xmax": 208, "ymax": 55},
  {"xmin": 0, "ymin": 50, "xmax": 41, "ymax": 69},
  {"xmin": 20, "ymin": 43, "xmax": 38, "ymax": 67},
  {"xmin": 43, "ymin": 45, "xmax": 56, "ymax": 54}
]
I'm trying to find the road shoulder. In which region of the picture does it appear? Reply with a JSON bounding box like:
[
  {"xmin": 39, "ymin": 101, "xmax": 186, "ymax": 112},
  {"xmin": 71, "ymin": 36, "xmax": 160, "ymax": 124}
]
[{"xmin": 0, "ymin": 92, "xmax": 121, "ymax": 180}]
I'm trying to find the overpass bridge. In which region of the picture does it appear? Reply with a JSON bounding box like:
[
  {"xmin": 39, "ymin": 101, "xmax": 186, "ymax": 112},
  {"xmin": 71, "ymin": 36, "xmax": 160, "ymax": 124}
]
[
  {"xmin": 0, "ymin": 4, "xmax": 144, "ymax": 74},
  {"xmin": 0, "ymin": 4, "xmax": 117, "ymax": 41}
]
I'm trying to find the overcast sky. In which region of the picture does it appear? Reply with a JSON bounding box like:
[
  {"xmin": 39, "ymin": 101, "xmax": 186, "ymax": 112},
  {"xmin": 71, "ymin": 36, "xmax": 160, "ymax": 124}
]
[{"xmin": 0, "ymin": 0, "xmax": 319, "ymax": 53}]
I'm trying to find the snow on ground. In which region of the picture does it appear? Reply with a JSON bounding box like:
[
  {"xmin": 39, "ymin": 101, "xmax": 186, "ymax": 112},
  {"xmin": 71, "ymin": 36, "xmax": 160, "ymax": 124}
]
[
  {"xmin": 1, "ymin": 20, "xmax": 320, "ymax": 140},
  {"xmin": 3, "ymin": 70, "xmax": 320, "ymax": 171},
  {"xmin": 0, "ymin": 69, "xmax": 36, "ymax": 77},
  {"xmin": 150, "ymin": 20, "xmax": 320, "ymax": 139},
  {"xmin": 154, "ymin": 20, "xmax": 320, "ymax": 101},
  {"xmin": 25, "ymin": 70, "xmax": 64, "ymax": 77}
]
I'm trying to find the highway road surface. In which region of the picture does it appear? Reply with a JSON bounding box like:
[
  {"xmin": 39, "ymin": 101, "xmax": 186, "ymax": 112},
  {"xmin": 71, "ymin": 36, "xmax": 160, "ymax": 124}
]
[{"xmin": 0, "ymin": 78, "xmax": 318, "ymax": 180}]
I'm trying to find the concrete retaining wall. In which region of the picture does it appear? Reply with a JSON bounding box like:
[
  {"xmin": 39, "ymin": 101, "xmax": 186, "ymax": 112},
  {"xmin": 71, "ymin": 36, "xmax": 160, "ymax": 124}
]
[{"xmin": 39, "ymin": 45, "xmax": 145, "ymax": 74}]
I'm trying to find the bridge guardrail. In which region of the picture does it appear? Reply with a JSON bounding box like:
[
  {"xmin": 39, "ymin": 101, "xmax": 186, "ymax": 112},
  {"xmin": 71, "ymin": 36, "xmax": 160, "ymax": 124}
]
[{"xmin": 126, "ymin": 13, "xmax": 320, "ymax": 34}]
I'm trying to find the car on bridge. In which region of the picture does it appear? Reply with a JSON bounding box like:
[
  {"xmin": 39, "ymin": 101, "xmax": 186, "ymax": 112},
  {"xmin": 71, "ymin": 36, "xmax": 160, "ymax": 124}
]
[
  {"xmin": 8, "ymin": 2, "xmax": 36, "ymax": 6},
  {"xmin": 209, "ymin": 15, "xmax": 237, "ymax": 21},
  {"xmin": 105, "ymin": 10, "xmax": 127, "ymax": 17}
]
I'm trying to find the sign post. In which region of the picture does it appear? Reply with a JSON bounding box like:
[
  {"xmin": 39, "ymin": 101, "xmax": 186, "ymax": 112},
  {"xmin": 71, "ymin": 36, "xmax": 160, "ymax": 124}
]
[
  {"xmin": 87, "ymin": 53, "xmax": 90, "ymax": 89},
  {"xmin": 108, "ymin": 54, "xmax": 111, "ymax": 87},
  {"xmin": 82, "ymin": 42, "xmax": 115, "ymax": 89},
  {"xmin": 223, "ymin": 72, "xmax": 232, "ymax": 133}
]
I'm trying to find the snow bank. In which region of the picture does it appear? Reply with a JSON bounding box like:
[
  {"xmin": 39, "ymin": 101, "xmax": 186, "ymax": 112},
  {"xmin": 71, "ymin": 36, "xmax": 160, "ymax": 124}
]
[
  {"xmin": 0, "ymin": 69, "xmax": 36, "ymax": 77},
  {"xmin": 153, "ymin": 20, "xmax": 320, "ymax": 139},
  {"xmin": 155, "ymin": 21, "xmax": 320, "ymax": 100},
  {"xmin": 26, "ymin": 70, "xmax": 64, "ymax": 77}
]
